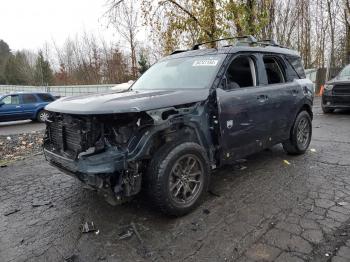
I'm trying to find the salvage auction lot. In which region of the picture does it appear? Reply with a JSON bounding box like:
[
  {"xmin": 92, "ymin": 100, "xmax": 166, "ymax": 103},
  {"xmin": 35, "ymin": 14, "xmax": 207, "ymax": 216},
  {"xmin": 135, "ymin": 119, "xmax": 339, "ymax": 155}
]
[{"xmin": 1, "ymin": 98, "xmax": 350, "ymax": 262}]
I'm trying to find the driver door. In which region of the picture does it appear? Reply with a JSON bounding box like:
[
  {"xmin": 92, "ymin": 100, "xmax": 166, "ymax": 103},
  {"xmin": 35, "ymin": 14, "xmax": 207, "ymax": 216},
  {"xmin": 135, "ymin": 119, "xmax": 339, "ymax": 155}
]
[
  {"xmin": 0, "ymin": 94, "xmax": 22, "ymax": 122},
  {"xmin": 217, "ymin": 54, "xmax": 271, "ymax": 163}
]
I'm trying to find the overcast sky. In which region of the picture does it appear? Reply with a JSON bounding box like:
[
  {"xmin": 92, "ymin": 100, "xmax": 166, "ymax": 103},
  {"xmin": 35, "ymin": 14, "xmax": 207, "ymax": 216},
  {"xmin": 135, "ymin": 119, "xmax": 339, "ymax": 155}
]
[{"xmin": 0, "ymin": 0, "xmax": 116, "ymax": 52}]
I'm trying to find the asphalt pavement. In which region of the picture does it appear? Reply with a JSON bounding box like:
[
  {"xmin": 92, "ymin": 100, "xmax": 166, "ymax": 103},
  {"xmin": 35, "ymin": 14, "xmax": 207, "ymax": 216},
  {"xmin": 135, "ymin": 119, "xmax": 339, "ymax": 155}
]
[
  {"xmin": 0, "ymin": 120, "xmax": 45, "ymax": 136},
  {"xmin": 1, "ymin": 97, "xmax": 350, "ymax": 262}
]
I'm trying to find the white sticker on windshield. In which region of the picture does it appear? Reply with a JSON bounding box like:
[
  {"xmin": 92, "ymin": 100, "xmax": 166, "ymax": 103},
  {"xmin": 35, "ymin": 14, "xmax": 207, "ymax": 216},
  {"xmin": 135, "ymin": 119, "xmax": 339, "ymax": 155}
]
[{"xmin": 192, "ymin": 60, "xmax": 219, "ymax": 67}]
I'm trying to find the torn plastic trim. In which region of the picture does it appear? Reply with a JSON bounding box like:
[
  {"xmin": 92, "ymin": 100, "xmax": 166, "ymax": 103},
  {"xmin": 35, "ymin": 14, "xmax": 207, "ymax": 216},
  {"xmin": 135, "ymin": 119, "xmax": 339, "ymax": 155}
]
[
  {"xmin": 128, "ymin": 102, "xmax": 215, "ymax": 163},
  {"xmin": 146, "ymin": 102, "xmax": 198, "ymax": 125}
]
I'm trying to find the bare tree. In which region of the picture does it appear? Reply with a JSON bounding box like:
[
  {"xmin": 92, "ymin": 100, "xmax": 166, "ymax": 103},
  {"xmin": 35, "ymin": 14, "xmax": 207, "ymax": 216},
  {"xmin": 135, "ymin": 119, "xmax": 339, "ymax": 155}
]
[{"xmin": 106, "ymin": 0, "xmax": 139, "ymax": 78}]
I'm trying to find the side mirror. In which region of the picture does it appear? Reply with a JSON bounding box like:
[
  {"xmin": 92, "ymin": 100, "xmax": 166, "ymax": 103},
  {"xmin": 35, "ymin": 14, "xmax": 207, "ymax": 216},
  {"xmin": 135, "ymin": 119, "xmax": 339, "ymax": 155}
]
[{"xmin": 0, "ymin": 101, "xmax": 4, "ymax": 107}]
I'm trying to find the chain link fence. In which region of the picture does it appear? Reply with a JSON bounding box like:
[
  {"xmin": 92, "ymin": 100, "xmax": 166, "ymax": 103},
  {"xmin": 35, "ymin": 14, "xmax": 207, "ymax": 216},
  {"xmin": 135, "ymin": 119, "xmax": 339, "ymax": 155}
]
[{"xmin": 0, "ymin": 84, "xmax": 120, "ymax": 97}]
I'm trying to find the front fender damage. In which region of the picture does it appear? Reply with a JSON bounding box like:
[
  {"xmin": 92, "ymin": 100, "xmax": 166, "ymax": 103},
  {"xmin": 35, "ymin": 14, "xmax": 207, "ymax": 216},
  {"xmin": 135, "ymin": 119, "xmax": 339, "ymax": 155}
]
[{"xmin": 43, "ymin": 101, "xmax": 213, "ymax": 205}]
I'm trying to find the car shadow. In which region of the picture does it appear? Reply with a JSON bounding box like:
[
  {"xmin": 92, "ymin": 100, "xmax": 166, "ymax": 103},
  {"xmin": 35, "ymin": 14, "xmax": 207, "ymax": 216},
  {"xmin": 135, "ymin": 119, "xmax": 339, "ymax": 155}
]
[
  {"xmin": 0, "ymin": 120, "xmax": 34, "ymax": 127},
  {"xmin": 333, "ymin": 109, "xmax": 350, "ymax": 114},
  {"xmin": 79, "ymin": 145, "xmax": 292, "ymax": 223}
]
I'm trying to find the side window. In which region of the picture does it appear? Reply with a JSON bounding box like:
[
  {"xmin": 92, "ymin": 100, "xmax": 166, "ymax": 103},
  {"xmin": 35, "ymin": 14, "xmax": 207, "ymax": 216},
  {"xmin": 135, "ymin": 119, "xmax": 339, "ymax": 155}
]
[
  {"xmin": 37, "ymin": 93, "xmax": 54, "ymax": 102},
  {"xmin": 285, "ymin": 55, "xmax": 306, "ymax": 79},
  {"xmin": 263, "ymin": 56, "xmax": 285, "ymax": 84},
  {"xmin": 22, "ymin": 94, "xmax": 38, "ymax": 104},
  {"xmin": 225, "ymin": 56, "xmax": 257, "ymax": 89},
  {"xmin": 1, "ymin": 95, "xmax": 20, "ymax": 105}
]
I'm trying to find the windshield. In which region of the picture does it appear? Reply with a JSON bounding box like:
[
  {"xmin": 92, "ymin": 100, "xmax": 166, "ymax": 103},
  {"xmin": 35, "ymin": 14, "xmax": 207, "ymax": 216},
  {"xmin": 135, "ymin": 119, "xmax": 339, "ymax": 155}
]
[
  {"xmin": 132, "ymin": 55, "xmax": 226, "ymax": 90},
  {"xmin": 338, "ymin": 65, "xmax": 350, "ymax": 79}
]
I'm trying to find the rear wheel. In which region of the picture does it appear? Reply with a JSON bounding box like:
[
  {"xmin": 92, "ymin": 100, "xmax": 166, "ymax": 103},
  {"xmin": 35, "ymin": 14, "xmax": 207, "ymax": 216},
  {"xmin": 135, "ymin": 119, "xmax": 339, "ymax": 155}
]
[
  {"xmin": 37, "ymin": 110, "xmax": 50, "ymax": 123},
  {"xmin": 147, "ymin": 141, "xmax": 210, "ymax": 216},
  {"xmin": 283, "ymin": 111, "xmax": 312, "ymax": 155}
]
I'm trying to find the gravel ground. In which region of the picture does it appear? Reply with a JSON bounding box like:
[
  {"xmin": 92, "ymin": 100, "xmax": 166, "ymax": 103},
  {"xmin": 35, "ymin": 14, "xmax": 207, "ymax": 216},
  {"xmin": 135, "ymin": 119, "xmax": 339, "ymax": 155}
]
[
  {"xmin": 0, "ymin": 131, "xmax": 44, "ymax": 165},
  {"xmin": 0, "ymin": 120, "xmax": 45, "ymax": 136},
  {"xmin": 1, "ymin": 97, "xmax": 350, "ymax": 262}
]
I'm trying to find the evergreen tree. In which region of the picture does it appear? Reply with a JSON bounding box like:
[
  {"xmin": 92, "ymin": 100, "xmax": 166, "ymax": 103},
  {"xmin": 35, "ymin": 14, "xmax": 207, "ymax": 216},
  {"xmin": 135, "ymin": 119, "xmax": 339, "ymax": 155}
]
[
  {"xmin": 0, "ymin": 40, "xmax": 11, "ymax": 84},
  {"xmin": 138, "ymin": 52, "xmax": 149, "ymax": 75},
  {"xmin": 4, "ymin": 51, "xmax": 34, "ymax": 85},
  {"xmin": 34, "ymin": 51, "xmax": 53, "ymax": 86}
]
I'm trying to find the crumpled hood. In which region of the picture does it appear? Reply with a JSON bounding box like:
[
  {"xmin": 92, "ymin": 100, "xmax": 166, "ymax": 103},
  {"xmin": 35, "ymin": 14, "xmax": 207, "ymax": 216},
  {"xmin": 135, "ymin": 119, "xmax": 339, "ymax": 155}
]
[{"xmin": 45, "ymin": 89, "xmax": 210, "ymax": 114}]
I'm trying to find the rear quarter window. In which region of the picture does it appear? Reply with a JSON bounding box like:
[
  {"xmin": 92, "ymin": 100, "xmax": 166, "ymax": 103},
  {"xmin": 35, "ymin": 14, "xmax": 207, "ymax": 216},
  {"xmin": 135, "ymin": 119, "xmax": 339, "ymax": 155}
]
[
  {"xmin": 22, "ymin": 94, "xmax": 38, "ymax": 104},
  {"xmin": 37, "ymin": 93, "xmax": 54, "ymax": 102},
  {"xmin": 285, "ymin": 56, "xmax": 306, "ymax": 79}
]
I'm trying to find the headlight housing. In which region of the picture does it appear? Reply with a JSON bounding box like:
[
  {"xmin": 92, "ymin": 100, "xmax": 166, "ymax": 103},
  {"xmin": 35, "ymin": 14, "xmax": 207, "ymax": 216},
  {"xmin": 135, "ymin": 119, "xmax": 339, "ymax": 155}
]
[{"xmin": 324, "ymin": 84, "xmax": 334, "ymax": 91}]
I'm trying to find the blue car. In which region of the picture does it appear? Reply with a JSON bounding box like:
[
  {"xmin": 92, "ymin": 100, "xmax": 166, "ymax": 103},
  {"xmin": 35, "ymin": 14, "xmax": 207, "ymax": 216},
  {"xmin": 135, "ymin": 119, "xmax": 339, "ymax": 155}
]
[{"xmin": 0, "ymin": 92, "xmax": 55, "ymax": 123}]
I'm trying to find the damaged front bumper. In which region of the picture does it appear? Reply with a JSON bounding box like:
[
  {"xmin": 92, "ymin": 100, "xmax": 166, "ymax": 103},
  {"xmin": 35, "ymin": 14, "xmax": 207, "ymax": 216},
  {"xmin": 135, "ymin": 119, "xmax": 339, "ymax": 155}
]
[
  {"xmin": 44, "ymin": 147, "xmax": 126, "ymax": 177},
  {"xmin": 44, "ymin": 147, "xmax": 141, "ymax": 204}
]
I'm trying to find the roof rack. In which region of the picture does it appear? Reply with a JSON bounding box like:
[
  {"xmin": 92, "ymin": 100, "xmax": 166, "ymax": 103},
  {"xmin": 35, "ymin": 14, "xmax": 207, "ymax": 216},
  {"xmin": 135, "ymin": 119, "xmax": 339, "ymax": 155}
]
[
  {"xmin": 257, "ymin": 39, "xmax": 287, "ymax": 49},
  {"xmin": 170, "ymin": 36, "xmax": 288, "ymax": 55},
  {"xmin": 170, "ymin": 50, "xmax": 188, "ymax": 55},
  {"xmin": 191, "ymin": 35, "xmax": 257, "ymax": 50}
]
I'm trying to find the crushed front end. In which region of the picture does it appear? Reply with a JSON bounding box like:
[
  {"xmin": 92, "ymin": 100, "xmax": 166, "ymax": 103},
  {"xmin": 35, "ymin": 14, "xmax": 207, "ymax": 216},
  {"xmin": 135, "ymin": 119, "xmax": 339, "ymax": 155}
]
[{"xmin": 43, "ymin": 112, "xmax": 152, "ymax": 204}]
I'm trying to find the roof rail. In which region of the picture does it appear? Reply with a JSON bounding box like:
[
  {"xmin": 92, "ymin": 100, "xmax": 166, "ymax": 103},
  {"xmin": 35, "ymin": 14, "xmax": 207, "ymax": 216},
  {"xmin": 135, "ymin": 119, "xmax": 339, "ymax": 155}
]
[
  {"xmin": 191, "ymin": 35, "xmax": 257, "ymax": 50},
  {"xmin": 170, "ymin": 50, "xmax": 188, "ymax": 55},
  {"xmin": 170, "ymin": 36, "xmax": 289, "ymax": 55},
  {"xmin": 257, "ymin": 39, "xmax": 288, "ymax": 49}
]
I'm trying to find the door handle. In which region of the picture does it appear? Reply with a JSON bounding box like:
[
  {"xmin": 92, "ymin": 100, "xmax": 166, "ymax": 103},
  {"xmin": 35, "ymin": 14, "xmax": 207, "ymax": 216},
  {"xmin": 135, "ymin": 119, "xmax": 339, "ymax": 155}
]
[
  {"xmin": 257, "ymin": 94, "xmax": 268, "ymax": 102},
  {"xmin": 15, "ymin": 106, "xmax": 21, "ymax": 108}
]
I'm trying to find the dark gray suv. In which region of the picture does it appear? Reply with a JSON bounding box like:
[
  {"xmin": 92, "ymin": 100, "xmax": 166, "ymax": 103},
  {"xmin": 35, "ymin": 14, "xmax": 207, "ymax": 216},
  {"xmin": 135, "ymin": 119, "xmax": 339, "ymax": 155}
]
[
  {"xmin": 43, "ymin": 36, "xmax": 314, "ymax": 216},
  {"xmin": 322, "ymin": 64, "xmax": 350, "ymax": 113}
]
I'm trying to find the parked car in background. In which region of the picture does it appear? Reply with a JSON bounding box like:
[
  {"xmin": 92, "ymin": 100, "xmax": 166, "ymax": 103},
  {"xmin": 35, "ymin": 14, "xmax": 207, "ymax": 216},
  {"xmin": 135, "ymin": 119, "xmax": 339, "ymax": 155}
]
[
  {"xmin": 322, "ymin": 64, "xmax": 350, "ymax": 113},
  {"xmin": 0, "ymin": 92, "xmax": 55, "ymax": 122}
]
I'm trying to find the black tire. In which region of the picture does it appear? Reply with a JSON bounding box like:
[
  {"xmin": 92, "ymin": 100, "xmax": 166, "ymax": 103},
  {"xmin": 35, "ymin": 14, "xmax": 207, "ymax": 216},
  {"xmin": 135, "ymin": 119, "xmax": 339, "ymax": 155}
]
[
  {"xmin": 322, "ymin": 105, "xmax": 334, "ymax": 114},
  {"xmin": 37, "ymin": 110, "xmax": 50, "ymax": 123},
  {"xmin": 147, "ymin": 141, "xmax": 210, "ymax": 216},
  {"xmin": 282, "ymin": 111, "xmax": 312, "ymax": 155}
]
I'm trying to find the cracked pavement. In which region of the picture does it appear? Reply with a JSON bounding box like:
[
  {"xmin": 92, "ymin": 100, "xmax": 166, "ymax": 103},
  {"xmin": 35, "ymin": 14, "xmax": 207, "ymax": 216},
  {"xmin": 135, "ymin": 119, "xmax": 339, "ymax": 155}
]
[{"xmin": 1, "ymin": 97, "xmax": 350, "ymax": 262}]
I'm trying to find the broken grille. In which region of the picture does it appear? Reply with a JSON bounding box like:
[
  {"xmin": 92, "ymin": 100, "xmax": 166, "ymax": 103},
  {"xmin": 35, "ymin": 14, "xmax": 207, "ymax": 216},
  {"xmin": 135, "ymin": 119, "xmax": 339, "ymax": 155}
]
[
  {"xmin": 333, "ymin": 85, "xmax": 350, "ymax": 95},
  {"xmin": 47, "ymin": 118, "xmax": 85, "ymax": 157}
]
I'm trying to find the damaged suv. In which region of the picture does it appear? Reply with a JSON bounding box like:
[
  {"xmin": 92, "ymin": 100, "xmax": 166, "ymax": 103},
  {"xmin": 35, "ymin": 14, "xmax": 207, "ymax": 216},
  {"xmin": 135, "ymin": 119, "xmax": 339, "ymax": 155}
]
[{"xmin": 43, "ymin": 36, "xmax": 314, "ymax": 216}]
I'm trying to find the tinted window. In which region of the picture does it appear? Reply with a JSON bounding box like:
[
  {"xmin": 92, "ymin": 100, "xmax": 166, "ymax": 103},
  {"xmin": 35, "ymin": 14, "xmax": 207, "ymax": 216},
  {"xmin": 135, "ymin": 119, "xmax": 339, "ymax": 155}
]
[
  {"xmin": 22, "ymin": 94, "xmax": 38, "ymax": 104},
  {"xmin": 263, "ymin": 57, "xmax": 285, "ymax": 84},
  {"xmin": 1, "ymin": 95, "xmax": 20, "ymax": 105},
  {"xmin": 285, "ymin": 55, "xmax": 306, "ymax": 79},
  {"xmin": 225, "ymin": 56, "xmax": 256, "ymax": 89},
  {"xmin": 37, "ymin": 93, "xmax": 54, "ymax": 102}
]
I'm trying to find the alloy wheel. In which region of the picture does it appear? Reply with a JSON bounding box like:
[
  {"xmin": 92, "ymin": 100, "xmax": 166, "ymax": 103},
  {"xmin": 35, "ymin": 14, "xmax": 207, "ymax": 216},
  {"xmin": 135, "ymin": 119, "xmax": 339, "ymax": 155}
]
[{"xmin": 168, "ymin": 154, "xmax": 204, "ymax": 205}]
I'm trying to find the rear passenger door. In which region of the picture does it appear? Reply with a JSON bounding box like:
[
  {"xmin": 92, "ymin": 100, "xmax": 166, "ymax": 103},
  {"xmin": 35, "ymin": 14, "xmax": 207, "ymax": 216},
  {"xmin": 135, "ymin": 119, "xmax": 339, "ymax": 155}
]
[
  {"xmin": 259, "ymin": 54, "xmax": 301, "ymax": 141},
  {"xmin": 21, "ymin": 94, "xmax": 39, "ymax": 119}
]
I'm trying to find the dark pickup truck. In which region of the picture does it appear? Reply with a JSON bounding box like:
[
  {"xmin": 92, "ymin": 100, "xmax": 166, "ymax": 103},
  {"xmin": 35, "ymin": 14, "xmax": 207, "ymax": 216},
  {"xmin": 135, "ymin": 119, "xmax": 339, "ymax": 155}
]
[{"xmin": 43, "ymin": 36, "xmax": 314, "ymax": 216}]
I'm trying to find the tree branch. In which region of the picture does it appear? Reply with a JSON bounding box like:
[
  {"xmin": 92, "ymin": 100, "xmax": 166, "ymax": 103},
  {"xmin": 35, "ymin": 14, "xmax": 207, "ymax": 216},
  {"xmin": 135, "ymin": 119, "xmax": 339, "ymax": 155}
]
[{"xmin": 165, "ymin": 0, "xmax": 212, "ymax": 38}]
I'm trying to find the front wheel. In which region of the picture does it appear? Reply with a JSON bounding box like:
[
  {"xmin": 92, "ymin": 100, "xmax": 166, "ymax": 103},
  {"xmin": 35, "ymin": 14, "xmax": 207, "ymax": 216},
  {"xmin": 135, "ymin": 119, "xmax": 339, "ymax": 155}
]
[
  {"xmin": 147, "ymin": 141, "xmax": 210, "ymax": 216},
  {"xmin": 37, "ymin": 110, "xmax": 50, "ymax": 123},
  {"xmin": 282, "ymin": 111, "xmax": 312, "ymax": 155}
]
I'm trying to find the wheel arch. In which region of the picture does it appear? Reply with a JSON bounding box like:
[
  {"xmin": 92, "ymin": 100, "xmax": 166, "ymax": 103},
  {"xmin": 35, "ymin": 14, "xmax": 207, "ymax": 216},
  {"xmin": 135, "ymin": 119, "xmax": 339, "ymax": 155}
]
[
  {"xmin": 298, "ymin": 103, "xmax": 313, "ymax": 120},
  {"xmin": 128, "ymin": 122, "xmax": 214, "ymax": 164},
  {"xmin": 34, "ymin": 106, "xmax": 46, "ymax": 118}
]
